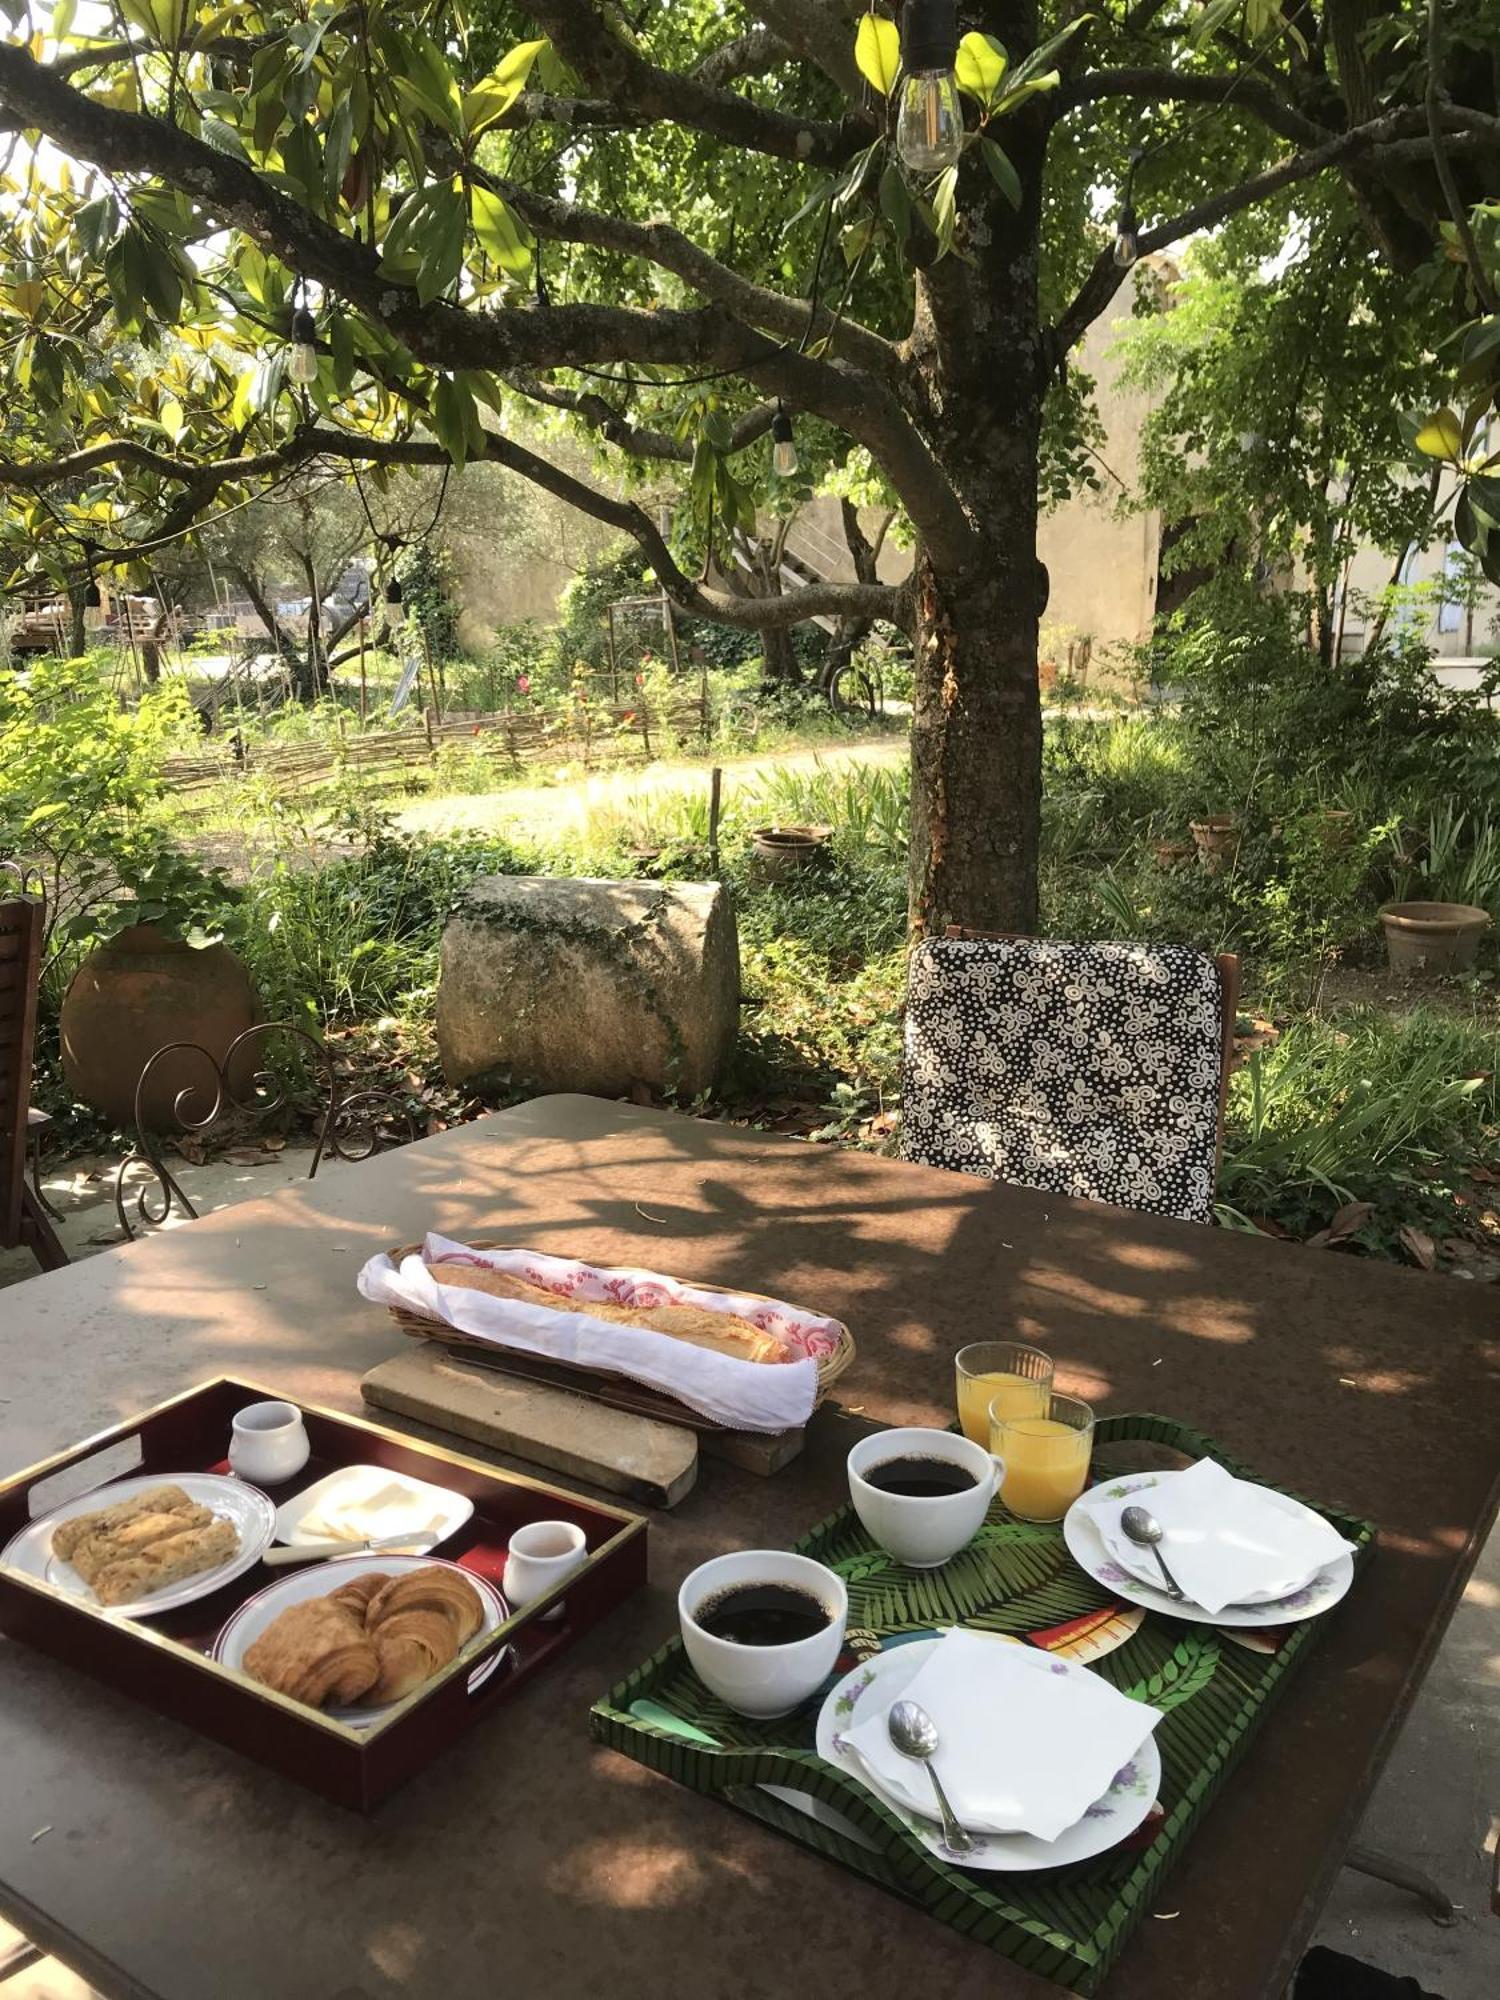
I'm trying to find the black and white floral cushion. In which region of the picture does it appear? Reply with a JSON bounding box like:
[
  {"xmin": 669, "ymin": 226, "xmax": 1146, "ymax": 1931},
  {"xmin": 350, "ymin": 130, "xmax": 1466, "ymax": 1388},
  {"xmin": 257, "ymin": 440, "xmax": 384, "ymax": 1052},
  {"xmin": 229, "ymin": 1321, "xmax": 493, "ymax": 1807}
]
[{"xmin": 902, "ymin": 936, "xmax": 1225, "ymax": 1225}]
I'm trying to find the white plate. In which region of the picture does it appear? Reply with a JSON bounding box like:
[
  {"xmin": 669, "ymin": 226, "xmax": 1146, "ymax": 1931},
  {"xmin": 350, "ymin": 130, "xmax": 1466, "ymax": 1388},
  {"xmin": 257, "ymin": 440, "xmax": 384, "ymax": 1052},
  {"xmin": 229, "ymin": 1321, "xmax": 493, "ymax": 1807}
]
[
  {"xmin": 1, "ymin": 1473, "xmax": 276, "ymax": 1618},
  {"xmin": 213, "ymin": 1553, "xmax": 509, "ymax": 1728},
  {"xmin": 815, "ymin": 1638, "xmax": 1161, "ymax": 1872},
  {"xmin": 1064, "ymin": 1472, "xmax": 1355, "ymax": 1628},
  {"xmin": 274, "ymin": 1463, "xmax": 473, "ymax": 1550}
]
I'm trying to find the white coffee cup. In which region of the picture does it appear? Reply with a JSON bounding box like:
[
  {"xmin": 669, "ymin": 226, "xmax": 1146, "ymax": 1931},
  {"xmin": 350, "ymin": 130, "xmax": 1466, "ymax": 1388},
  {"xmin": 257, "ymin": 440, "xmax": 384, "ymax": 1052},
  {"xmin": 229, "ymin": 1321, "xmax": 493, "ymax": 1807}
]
[
  {"xmin": 847, "ymin": 1427, "xmax": 1003, "ymax": 1568},
  {"xmin": 503, "ymin": 1519, "xmax": 588, "ymax": 1617},
  {"xmin": 678, "ymin": 1549, "xmax": 847, "ymax": 1720},
  {"xmin": 228, "ymin": 1401, "xmax": 310, "ymax": 1486}
]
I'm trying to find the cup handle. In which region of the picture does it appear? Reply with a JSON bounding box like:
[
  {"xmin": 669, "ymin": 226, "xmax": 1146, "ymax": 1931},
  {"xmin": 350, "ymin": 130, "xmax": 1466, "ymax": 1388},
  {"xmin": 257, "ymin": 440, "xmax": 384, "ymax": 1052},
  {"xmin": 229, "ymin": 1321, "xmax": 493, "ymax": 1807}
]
[{"xmin": 986, "ymin": 1453, "xmax": 1006, "ymax": 1497}]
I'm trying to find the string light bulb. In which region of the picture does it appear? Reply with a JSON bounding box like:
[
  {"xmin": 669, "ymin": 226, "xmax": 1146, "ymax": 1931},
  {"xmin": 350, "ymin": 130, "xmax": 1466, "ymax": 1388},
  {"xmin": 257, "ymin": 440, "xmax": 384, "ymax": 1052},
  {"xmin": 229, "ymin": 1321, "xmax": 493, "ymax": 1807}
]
[
  {"xmin": 896, "ymin": 0, "xmax": 963, "ymax": 176},
  {"xmin": 288, "ymin": 302, "xmax": 319, "ymax": 385},
  {"xmin": 770, "ymin": 404, "xmax": 798, "ymax": 478},
  {"xmin": 384, "ymin": 573, "xmax": 405, "ymax": 627},
  {"xmin": 83, "ymin": 578, "xmax": 101, "ymax": 609}
]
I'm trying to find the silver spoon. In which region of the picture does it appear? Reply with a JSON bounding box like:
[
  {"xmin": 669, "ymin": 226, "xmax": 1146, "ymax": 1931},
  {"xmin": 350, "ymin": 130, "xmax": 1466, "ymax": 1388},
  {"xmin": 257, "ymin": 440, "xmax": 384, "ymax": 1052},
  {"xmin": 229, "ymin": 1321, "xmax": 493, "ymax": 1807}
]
[
  {"xmin": 1120, "ymin": 1505, "xmax": 1187, "ymax": 1601},
  {"xmin": 887, "ymin": 1699, "xmax": 974, "ymax": 1856}
]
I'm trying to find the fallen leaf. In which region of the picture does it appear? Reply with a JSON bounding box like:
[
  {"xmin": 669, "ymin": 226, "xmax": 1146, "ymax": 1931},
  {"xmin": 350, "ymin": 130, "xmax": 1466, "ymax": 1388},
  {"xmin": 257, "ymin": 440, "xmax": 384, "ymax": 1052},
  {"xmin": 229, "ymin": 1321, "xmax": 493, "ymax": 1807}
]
[
  {"xmin": 1398, "ymin": 1225, "xmax": 1437, "ymax": 1270},
  {"xmin": 261, "ymin": 1134, "xmax": 286, "ymax": 1153},
  {"xmin": 1306, "ymin": 1200, "xmax": 1374, "ymax": 1249},
  {"xmin": 1466, "ymin": 1165, "xmax": 1500, "ymax": 1183},
  {"xmin": 224, "ymin": 1147, "xmax": 270, "ymax": 1165}
]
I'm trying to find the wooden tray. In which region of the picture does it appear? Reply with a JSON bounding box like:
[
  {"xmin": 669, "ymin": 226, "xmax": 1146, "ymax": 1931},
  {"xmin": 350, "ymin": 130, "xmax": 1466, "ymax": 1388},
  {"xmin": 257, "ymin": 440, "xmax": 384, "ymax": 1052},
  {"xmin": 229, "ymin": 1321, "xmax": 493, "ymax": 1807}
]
[
  {"xmin": 381, "ymin": 1240, "xmax": 856, "ymax": 1434},
  {"xmin": 0, "ymin": 1375, "xmax": 646, "ymax": 1811}
]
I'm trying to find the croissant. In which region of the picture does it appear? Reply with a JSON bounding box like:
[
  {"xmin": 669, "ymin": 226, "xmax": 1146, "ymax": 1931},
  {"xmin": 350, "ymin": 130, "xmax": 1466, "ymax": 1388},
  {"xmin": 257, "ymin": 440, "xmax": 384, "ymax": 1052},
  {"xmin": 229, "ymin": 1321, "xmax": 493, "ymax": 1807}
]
[
  {"xmin": 244, "ymin": 1600, "xmax": 380, "ymax": 1707},
  {"xmin": 366, "ymin": 1566, "xmax": 483, "ymax": 1645},
  {"xmin": 361, "ymin": 1607, "xmax": 460, "ymax": 1704},
  {"xmin": 328, "ymin": 1571, "xmax": 386, "ymax": 1620}
]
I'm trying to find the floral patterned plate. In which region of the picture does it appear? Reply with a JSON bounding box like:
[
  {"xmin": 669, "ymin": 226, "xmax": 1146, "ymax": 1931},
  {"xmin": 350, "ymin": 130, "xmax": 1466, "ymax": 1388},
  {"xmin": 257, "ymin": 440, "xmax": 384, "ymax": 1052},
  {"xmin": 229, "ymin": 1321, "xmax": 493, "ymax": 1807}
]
[
  {"xmin": 814, "ymin": 1638, "xmax": 1161, "ymax": 1872},
  {"xmin": 1063, "ymin": 1473, "xmax": 1356, "ymax": 1628}
]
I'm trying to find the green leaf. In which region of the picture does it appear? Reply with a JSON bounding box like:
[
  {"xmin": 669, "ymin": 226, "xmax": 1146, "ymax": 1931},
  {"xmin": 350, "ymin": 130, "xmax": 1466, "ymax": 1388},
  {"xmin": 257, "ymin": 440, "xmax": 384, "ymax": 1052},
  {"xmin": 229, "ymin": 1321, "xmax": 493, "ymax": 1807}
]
[
  {"xmin": 991, "ymin": 72, "xmax": 1061, "ymax": 117},
  {"xmin": 51, "ymin": 0, "xmax": 78, "ymax": 42},
  {"xmin": 1005, "ymin": 15, "xmax": 1090, "ymax": 90},
  {"xmin": 393, "ymin": 31, "xmax": 464, "ymax": 138},
  {"xmin": 431, "ymin": 373, "xmax": 481, "ymax": 472},
  {"xmin": 462, "ymin": 37, "xmax": 548, "ymax": 138},
  {"xmin": 158, "ymin": 395, "xmax": 184, "ymax": 439},
  {"xmin": 981, "ymin": 138, "xmax": 1022, "ymax": 209},
  {"xmin": 470, "ymin": 183, "xmax": 532, "ymax": 275},
  {"xmin": 417, "ymin": 183, "xmax": 467, "ymax": 301},
  {"xmin": 854, "ymin": 12, "xmax": 900, "ymax": 96},
  {"xmin": 328, "ymin": 308, "xmax": 355, "ymax": 395},
  {"xmin": 833, "ymin": 140, "xmax": 882, "ymax": 215},
  {"xmin": 879, "ymin": 158, "xmax": 911, "ymax": 250},
  {"xmin": 955, "ymin": 33, "xmax": 1007, "ymax": 107},
  {"xmin": 1413, "ymin": 408, "xmax": 1462, "ymax": 459}
]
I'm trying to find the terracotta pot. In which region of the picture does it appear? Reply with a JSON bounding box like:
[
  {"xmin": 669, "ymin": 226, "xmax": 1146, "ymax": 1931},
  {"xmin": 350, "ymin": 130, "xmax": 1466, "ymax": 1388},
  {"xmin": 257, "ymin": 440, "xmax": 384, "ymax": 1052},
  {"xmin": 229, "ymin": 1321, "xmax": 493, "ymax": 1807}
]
[
  {"xmin": 1378, "ymin": 901, "xmax": 1491, "ymax": 976},
  {"xmin": 749, "ymin": 824, "xmax": 832, "ymax": 881},
  {"xmin": 1312, "ymin": 807, "xmax": 1356, "ymax": 850},
  {"xmin": 1189, "ymin": 816, "xmax": 1241, "ymax": 875},
  {"xmin": 1151, "ymin": 839, "xmax": 1194, "ymax": 869},
  {"xmin": 61, "ymin": 923, "xmax": 260, "ymax": 1129}
]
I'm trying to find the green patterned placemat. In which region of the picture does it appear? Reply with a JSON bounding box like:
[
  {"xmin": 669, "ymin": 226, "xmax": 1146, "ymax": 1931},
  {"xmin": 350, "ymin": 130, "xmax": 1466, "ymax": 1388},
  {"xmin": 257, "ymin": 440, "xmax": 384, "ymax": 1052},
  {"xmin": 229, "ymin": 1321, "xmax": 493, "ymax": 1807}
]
[{"xmin": 591, "ymin": 1414, "xmax": 1374, "ymax": 1995}]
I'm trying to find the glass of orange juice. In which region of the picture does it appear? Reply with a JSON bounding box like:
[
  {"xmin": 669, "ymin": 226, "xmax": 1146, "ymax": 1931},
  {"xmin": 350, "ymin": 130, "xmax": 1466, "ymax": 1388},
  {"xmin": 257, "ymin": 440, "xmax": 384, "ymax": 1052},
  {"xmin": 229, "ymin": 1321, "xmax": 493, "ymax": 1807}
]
[
  {"xmin": 955, "ymin": 1342, "xmax": 1053, "ymax": 1447},
  {"xmin": 991, "ymin": 1394, "xmax": 1095, "ymax": 1523}
]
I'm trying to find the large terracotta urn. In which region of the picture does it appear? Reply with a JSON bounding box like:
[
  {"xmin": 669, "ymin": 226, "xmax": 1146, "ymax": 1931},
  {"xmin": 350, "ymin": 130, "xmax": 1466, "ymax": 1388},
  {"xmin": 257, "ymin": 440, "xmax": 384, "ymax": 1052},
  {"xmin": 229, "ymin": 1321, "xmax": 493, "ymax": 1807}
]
[{"xmin": 61, "ymin": 923, "xmax": 259, "ymax": 1130}]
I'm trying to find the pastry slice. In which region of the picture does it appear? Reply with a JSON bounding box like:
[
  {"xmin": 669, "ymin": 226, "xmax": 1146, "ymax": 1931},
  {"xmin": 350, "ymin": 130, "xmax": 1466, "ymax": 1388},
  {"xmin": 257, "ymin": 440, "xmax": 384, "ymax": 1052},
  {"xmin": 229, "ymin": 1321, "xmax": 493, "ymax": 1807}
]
[
  {"xmin": 427, "ymin": 1261, "xmax": 789, "ymax": 1362},
  {"xmin": 70, "ymin": 1504, "xmax": 215, "ymax": 1585},
  {"xmin": 92, "ymin": 1517, "xmax": 239, "ymax": 1606},
  {"xmin": 52, "ymin": 1485, "xmax": 195, "ymax": 1563}
]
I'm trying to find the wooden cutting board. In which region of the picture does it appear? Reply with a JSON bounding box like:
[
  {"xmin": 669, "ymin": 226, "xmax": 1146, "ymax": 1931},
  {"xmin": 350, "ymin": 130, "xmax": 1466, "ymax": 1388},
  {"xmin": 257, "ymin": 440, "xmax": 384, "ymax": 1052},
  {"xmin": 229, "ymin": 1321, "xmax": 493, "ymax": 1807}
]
[{"xmin": 362, "ymin": 1342, "xmax": 700, "ymax": 1508}]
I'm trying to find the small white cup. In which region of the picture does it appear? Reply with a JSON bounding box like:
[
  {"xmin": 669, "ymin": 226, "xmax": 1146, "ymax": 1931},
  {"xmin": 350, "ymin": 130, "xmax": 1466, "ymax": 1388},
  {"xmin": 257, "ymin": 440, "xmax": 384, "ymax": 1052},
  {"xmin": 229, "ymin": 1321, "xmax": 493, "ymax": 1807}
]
[
  {"xmin": 227, "ymin": 1401, "xmax": 310, "ymax": 1486},
  {"xmin": 847, "ymin": 1427, "xmax": 1002, "ymax": 1569},
  {"xmin": 678, "ymin": 1550, "xmax": 847, "ymax": 1720},
  {"xmin": 503, "ymin": 1519, "xmax": 588, "ymax": 1617}
]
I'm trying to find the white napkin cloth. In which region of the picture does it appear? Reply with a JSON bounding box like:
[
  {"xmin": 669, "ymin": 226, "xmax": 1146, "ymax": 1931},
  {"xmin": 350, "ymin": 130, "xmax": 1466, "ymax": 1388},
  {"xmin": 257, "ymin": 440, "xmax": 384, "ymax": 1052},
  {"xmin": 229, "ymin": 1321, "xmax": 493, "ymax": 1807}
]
[
  {"xmin": 1080, "ymin": 1459, "xmax": 1356, "ymax": 1615},
  {"xmin": 357, "ymin": 1234, "xmax": 825, "ymax": 1433},
  {"xmin": 841, "ymin": 1629, "xmax": 1161, "ymax": 1842}
]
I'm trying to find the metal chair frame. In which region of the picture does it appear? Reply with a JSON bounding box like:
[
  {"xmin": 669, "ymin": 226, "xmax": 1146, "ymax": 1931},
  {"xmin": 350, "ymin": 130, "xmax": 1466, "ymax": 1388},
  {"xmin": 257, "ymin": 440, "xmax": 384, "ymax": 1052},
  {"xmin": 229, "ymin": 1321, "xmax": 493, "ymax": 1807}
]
[{"xmin": 113, "ymin": 1021, "xmax": 415, "ymax": 1240}]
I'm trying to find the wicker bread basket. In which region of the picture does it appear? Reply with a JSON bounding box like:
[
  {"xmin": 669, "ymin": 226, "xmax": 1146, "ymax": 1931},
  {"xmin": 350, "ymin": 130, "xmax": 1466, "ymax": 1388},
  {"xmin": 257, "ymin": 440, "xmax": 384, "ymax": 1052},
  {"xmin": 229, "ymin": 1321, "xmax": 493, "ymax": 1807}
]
[{"xmin": 380, "ymin": 1241, "xmax": 855, "ymax": 1421}]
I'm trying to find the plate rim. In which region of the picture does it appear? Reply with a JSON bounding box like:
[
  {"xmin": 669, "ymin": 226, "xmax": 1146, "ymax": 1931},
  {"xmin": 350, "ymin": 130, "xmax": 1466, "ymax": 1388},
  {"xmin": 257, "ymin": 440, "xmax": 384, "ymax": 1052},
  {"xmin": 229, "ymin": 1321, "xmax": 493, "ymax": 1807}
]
[
  {"xmin": 211, "ymin": 1551, "xmax": 509, "ymax": 1728},
  {"xmin": 1063, "ymin": 1472, "xmax": 1354, "ymax": 1627},
  {"xmin": 2, "ymin": 1471, "xmax": 276, "ymax": 1617},
  {"xmin": 814, "ymin": 1635, "xmax": 1162, "ymax": 1873},
  {"xmin": 272, "ymin": 1461, "xmax": 475, "ymax": 1549}
]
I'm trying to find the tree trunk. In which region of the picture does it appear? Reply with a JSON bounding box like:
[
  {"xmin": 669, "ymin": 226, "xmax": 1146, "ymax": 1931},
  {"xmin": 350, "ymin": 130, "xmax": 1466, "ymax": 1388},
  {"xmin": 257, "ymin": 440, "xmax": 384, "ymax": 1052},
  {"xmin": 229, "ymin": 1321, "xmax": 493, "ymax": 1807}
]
[
  {"xmin": 904, "ymin": 36, "xmax": 1048, "ymax": 937},
  {"xmin": 909, "ymin": 557, "xmax": 1044, "ymax": 935},
  {"xmin": 230, "ymin": 561, "xmax": 318, "ymax": 701},
  {"xmin": 65, "ymin": 581, "xmax": 87, "ymax": 658}
]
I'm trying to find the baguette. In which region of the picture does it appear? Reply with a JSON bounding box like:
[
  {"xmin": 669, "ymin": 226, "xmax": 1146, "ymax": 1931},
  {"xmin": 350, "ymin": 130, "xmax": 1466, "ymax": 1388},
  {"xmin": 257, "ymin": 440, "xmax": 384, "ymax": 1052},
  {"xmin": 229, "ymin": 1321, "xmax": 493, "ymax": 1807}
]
[{"xmin": 428, "ymin": 1260, "xmax": 789, "ymax": 1364}]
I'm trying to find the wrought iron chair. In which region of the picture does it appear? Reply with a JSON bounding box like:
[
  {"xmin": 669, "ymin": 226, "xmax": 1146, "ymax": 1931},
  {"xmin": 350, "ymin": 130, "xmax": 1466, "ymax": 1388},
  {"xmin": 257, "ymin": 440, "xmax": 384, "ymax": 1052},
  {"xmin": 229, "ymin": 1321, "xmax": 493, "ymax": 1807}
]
[
  {"xmin": 901, "ymin": 928, "xmax": 1240, "ymax": 1226},
  {"xmin": 0, "ymin": 878, "xmax": 67, "ymax": 1270},
  {"xmin": 113, "ymin": 1021, "xmax": 415, "ymax": 1240}
]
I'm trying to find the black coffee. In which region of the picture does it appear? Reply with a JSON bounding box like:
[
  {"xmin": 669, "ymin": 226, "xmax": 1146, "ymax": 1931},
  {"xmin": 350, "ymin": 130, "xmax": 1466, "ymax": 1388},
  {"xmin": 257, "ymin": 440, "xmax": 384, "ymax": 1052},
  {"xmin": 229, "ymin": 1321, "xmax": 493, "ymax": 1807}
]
[
  {"xmin": 863, "ymin": 1454, "xmax": 978, "ymax": 1499},
  {"xmin": 696, "ymin": 1581, "xmax": 833, "ymax": 1647}
]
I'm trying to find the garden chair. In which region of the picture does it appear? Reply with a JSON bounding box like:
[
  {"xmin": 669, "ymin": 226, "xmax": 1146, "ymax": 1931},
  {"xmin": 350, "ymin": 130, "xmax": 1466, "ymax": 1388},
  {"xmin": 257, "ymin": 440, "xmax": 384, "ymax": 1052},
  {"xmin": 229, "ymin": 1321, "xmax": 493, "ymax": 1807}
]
[
  {"xmin": 901, "ymin": 928, "xmax": 1240, "ymax": 1227},
  {"xmin": 113, "ymin": 1021, "xmax": 416, "ymax": 1239},
  {"xmin": 0, "ymin": 886, "xmax": 67, "ymax": 1271}
]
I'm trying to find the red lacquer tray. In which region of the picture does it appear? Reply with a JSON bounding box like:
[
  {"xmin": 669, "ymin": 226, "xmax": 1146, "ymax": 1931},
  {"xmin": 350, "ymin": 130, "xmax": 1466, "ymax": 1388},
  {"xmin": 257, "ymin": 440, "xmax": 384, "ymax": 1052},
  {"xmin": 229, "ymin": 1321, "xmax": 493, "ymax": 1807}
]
[{"xmin": 0, "ymin": 1375, "xmax": 647, "ymax": 1810}]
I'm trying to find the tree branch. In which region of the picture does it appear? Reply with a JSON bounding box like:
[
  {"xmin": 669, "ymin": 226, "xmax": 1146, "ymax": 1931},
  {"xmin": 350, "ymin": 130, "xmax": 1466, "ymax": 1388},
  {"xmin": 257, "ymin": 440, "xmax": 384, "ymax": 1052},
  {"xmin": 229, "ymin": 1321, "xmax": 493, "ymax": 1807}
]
[
  {"xmin": 1424, "ymin": 0, "xmax": 1498, "ymax": 313},
  {"xmin": 474, "ymin": 167, "xmax": 898, "ymax": 379},
  {"xmin": 525, "ymin": 0, "xmax": 865, "ymax": 169},
  {"xmin": 505, "ymin": 377, "xmax": 777, "ymax": 462},
  {"xmin": 1051, "ymin": 106, "xmax": 1492, "ymax": 357},
  {"xmin": 690, "ymin": 28, "xmax": 789, "ymax": 92},
  {"xmin": 1052, "ymin": 67, "xmax": 1330, "ymax": 149}
]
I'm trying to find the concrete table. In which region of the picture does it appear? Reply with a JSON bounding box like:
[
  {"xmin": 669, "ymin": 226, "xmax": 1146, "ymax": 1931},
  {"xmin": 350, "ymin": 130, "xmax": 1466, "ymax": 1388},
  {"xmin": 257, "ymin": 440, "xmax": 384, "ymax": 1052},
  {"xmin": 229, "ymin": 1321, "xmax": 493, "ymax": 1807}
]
[{"xmin": 0, "ymin": 1095, "xmax": 1496, "ymax": 2000}]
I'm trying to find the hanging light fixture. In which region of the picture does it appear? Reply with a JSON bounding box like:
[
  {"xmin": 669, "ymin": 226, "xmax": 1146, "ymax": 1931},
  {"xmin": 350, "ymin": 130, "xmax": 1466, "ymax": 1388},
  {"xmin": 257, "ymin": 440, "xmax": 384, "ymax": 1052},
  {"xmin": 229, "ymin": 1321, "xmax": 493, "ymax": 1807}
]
[
  {"xmin": 1112, "ymin": 149, "xmax": 1144, "ymax": 269},
  {"xmin": 384, "ymin": 573, "xmax": 405, "ymax": 627},
  {"xmin": 896, "ymin": 0, "xmax": 963, "ymax": 176},
  {"xmin": 288, "ymin": 296, "xmax": 319, "ymax": 385},
  {"xmin": 83, "ymin": 577, "xmax": 101, "ymax": 608},
  {"xmin": 770, "ymin": 403, "xmax": 798, "ymax": 478}
]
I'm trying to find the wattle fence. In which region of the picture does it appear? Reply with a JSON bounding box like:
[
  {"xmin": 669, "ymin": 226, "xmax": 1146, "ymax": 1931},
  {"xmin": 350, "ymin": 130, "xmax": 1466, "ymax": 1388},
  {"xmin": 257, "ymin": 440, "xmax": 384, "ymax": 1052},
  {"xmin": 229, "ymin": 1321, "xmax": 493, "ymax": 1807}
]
[{"xmin": 161, "ymin": 693, "xmax": 712, "ymax": 805}]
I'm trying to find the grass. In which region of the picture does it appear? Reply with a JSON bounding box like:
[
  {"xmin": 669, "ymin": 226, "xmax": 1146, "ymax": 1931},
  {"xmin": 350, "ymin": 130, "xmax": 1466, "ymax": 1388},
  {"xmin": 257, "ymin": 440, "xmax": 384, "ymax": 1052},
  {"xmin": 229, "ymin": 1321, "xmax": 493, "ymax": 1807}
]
[{"xmin": 27, "ymin": 671, "xmax": 1500, "ymax": 1271}]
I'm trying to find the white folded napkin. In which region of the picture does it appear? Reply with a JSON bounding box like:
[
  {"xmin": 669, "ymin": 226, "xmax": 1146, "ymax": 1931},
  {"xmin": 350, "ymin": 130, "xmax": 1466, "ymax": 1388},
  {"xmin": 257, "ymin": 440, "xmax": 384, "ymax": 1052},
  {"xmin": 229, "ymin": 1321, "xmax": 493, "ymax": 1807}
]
[
  {"xmin": 1081, "ymin": 1459, "xmax": 1356, "ymax": 1615},
  {"xmin": 840, "ymin": 1629, "xmax": 1161, "ymax": 1843},
  {"xmin": 356, "ymin": 1234, "xmax": 823, "ymax": 1434}
]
